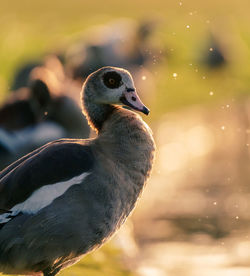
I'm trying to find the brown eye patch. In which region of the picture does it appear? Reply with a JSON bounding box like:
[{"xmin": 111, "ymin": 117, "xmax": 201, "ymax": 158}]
[{"xmin": 103, "ymin": 71, "xmax": 122, "ymax": 89}]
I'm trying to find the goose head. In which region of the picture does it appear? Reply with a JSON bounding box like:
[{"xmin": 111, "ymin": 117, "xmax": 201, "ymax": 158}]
[{"xmin": 82, "ymin": 66, "xmax": 149, "ymax": 116}]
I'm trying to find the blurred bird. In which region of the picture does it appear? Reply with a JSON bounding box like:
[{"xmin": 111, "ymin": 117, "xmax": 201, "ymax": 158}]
[
  {"xmin": 65, "ymin": 18, "xmax": 161, "ymax": 82},
  {"xmin": 0, "ymin": 66, "xmax": 155, "ymax": 276},
  {"xmin": 201, "ymin": 33, "xmax": 228, "ymax": 69},
  {"xmin": 10, "ymin": 54, "xmax": 65, "ymax": 91},
  {"xmin": 11, "ymin": 61, "xmax": 41, "ymax": 91},
  {"xmin": 0, "ymin": 59, "xmax": 90, "ymax": 169}
]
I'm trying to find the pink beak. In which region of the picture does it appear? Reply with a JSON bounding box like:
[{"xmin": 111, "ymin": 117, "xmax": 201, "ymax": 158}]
[{"xmin": 120, "ymin": 88, "xmax": 150, "ymax": 115}]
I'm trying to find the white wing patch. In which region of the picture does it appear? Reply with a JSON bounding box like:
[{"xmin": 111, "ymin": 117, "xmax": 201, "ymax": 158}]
[{"xmin": 0, "ymin": 172, "xmax": 90, "ymax": 224}]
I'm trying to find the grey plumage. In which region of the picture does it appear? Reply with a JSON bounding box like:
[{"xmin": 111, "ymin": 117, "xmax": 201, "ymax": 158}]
[{"xmin": 0, "ymin": 66, "xmax": 155, "ymax": 276}]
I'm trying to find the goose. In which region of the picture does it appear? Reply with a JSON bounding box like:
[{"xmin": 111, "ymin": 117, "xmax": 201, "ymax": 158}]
[
  {"xmin": 0, "ymin": 66, "xmax": 155, "ymax": 276},
  {"xmin": 201, "ymin": 32, "xmax": 227, "ymax": 69},
  {"xmin": 65, "ymin": 18, "xmax": 161, "ymax": 82},
  {"xmin": 0, "ymin": 72, "xmax": 90, "ymax": 170},
  {"xmin": 11, "ymin": 54, "xmax": 64, "ymax": 91}
]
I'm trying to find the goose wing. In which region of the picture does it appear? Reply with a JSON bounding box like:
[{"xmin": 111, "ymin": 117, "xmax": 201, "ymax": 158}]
[{"xmin": 0, "ymin": 139, "xmax": 94, "ymax": 226}]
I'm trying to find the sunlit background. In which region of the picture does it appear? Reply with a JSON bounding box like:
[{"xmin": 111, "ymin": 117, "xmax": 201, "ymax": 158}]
[{"xmin": 1, "ymin": 0, "xmax": 250, "ymax": 275}]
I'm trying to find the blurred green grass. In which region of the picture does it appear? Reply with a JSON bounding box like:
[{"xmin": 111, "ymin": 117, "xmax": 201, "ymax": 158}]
[
  {"xmin": 1, "ymin": 0, "xmax": 250, "ymax": 275},
  {"xmin": 1, "ymin": 0, "xmax": 250, "ymax": 118},
  {"xmin": 59, "ymin": 242, "xmax": 133, "ymax": 276},
  {"xmin": 0, "ymin": 242, "xmax": 133, "ymax": 276}
]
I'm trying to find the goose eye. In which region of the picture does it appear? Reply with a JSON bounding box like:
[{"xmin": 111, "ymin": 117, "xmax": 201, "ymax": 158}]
[
  {"xmin": 103, "ymin": 71, "xmax": 122, "ymax": 89},
  {"xmin": 109, "ymin": 78, "xmax": 115, "ymax": 85}
]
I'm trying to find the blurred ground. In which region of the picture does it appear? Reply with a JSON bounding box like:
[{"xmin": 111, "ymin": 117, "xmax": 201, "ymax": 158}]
[
  {"xmin": 1, "ymin": 0, "xmax": 250, "ymax": 275},
  {"xmin": 131, "ymin": 100, "xmax": 250, "ymax": 275}
]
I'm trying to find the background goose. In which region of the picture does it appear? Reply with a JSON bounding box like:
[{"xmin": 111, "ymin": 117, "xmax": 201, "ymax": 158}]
[
  {"xmin": 0, "ymin": 66, "xmax": 155, "ymax": 276},
  {"xmin": 65, "ymin": 19, "xmax": 160, "ymax": 82},
  {"xmin": 200, "ymin": 32, "xmax": 228, "ymax": 69},
  {"xmin": 0, "ymin": 64, "xmax": 90, "ymax": 170},
  {"xmin": 10, "ymin": 54, "xmax": 64, "ymax": 91}
]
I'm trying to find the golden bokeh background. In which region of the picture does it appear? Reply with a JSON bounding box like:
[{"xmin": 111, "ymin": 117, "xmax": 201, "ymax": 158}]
[{"xmin": 1, "ymin": 0, "xmax": 250, "ymax": 275}]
